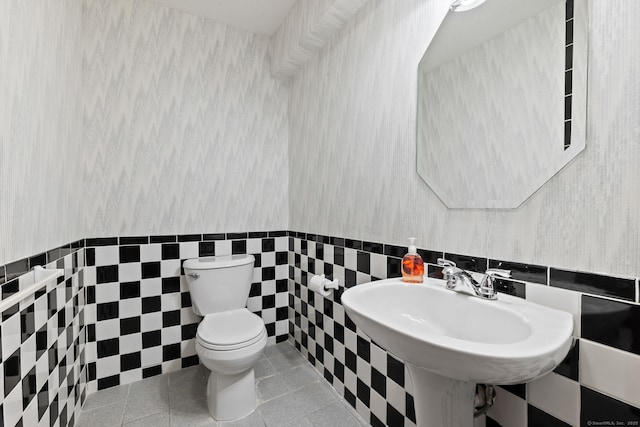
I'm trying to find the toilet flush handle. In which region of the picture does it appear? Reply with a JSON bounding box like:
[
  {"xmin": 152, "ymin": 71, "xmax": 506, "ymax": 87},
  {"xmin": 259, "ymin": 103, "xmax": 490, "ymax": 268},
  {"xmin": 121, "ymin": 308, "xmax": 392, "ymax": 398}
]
[{"xmin": 188, "ymin": 273, "xmax": 200, "ymax": 279}]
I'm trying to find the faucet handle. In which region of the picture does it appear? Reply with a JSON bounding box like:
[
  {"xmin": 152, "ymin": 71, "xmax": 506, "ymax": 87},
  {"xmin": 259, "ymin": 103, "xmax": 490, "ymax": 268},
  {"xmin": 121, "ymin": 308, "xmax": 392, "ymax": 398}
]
[
  {"xmin": 437, "ymin": 258, "xmax": 456, "ymax": 268},
  {"xmin": 485, "ymin": 269, "xmax": 511, "ymax": 279}
]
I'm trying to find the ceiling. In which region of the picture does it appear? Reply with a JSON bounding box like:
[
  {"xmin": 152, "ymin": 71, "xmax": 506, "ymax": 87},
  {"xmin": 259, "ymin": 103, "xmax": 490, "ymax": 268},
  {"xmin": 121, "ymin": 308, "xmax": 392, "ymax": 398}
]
[{"xmin": 149, "ymin": 0, "xmax": 299, "ymax": 35}]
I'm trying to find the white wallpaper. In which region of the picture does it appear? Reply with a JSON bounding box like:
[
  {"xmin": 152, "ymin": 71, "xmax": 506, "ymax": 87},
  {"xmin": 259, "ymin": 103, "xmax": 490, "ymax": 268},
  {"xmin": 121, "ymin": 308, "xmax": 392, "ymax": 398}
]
[
  {"xmin": 82, "ymin": 0, "xmax": 289, "ymax": 238},
  {"xmin": 288, "ymin": 0, "xmax": 640, "ymax": 277},
  {"xmin": 0, "ymin": 0, "xmax": 85, "ymax": 266}
]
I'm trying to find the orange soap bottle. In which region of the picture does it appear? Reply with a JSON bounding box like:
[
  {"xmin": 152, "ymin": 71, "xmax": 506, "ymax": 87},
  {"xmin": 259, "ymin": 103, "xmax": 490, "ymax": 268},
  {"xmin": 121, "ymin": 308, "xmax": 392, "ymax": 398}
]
[{"xmin": 402, "ymin": 237, "xmax": 424, "ymax": 283}]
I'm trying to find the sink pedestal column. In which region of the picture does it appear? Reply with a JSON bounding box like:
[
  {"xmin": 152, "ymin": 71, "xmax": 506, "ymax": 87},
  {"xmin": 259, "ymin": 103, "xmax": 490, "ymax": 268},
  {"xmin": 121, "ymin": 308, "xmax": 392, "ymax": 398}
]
[{"xmin": 406, "ymin": 364, "xmax": 476, "ymax": 427}]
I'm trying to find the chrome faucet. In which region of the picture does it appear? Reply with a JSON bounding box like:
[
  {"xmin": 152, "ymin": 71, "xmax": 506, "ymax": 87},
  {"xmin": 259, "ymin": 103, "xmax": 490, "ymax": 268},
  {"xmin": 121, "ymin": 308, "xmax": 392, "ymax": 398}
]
[{"xmin": 437, "ymin": 258, "xmax": 511, "ymax": 300}]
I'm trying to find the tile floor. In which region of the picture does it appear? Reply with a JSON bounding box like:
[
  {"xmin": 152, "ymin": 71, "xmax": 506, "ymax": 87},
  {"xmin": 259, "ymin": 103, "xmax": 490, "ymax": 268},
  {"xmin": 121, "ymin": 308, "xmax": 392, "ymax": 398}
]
[{"xmin": 77, "ymin": 341, "xmax": 368, "ymax": 427}]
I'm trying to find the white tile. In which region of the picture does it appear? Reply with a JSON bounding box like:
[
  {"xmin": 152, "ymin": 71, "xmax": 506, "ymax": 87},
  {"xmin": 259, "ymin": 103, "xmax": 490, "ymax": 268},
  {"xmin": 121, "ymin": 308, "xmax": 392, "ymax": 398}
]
[
  {"xmin": 215, "ymin": 241, "xmax": 232, "ymax": 256},
  {"xmin": 526, "ymin": 283, "xmax": 582, "ymax": 337},
  {"xmin": 323, "ymin": 245, "xmax": 334, "ymax": 264},
  {"xmin": 4, "ymin": 385, "xmax": 24, "ymax": 427},
  {"xmin": 528, "ymin": 372, "xmax": 579, "ymax": 425},
  {"xmin": 370, "ymin": 253, "xmax": 387, "ymax": 279},
  {"xmin": 96, "ymin": 355, "xmax": 120, "ymax": 377},
  {"xmin": 120, "ymin": 299, "xmax": 142, "ymax": 318},
  {"xmin": 84, "ymin": 266, "xmax": 96, "ymax": 286},
  {"xmin": 356, "ymin": 272, "xmax": 370, "ymax": 285},
  {"xmin": 277, "ymin": 261, "xmax": 288, "ymax": 277},
  {"xmin": 140, "ymin": 279, "xmax": 161, "ymax": 297},
  {"xmin": 486, "ymin": 386, "xmax": 527, "ymax": 427},
  {"xmin": 369, "ymin": 389, "xmax": 387, "ymax": 423},
  {"xmin": 141, "ymin": 312, "xmax": 162, "ymax": 332},
  {"xmin": 370, "ymin": 345, "xmax": 387, "ymax": 375},
  {"xmin": 161, "ymin": 260, "xmax": 181, "ymax": 277},
  {"xmin": 356, "ymin": 358, "xmax": 371, "ymax": 385},
  {"xmin": 161, "ymin": 294, "xmax": 181, "ymax": 311},
  {"xmin": 119, "ymin": 263, "xmax": 141, "ymax": 282},
  {"xmin": 275, "ymin": 236, "xmax": 288, "ymax": 252},
  {"xmin": 95, "ymin": 282, "xmax": 119, "ymax": 303},
  {"xmin": 385, "ymin": 379, "xmax": 406, "ymax": 416},
  {"xmin": 179, "ymin": 242, "xmax": 199, "ymax": 259},
  {"xmin": 96, "ymin": 319, "xmax": 120, "ymax": 340},
  {"xmin": 94, "ymin": 246, "xmax": 119, "ymax": 266},
  {"xmin": 21, "ymin": 335, "xmax": 37, "ymax": 377},
  {"xmin": 247, "ymin": 238, "xmax": 262, "ymax": 254},
  {"xmin": 141, "ymin": 348, "xmax": 163, "ymax": 367},
  {"xmin": 344, "ymin": 248, "xmax": 357, "ymax": 270},
  {"xmin": 120, "ymin": 334, "xmax": 142, "ymax": 354},
  {"xmin": 581, "ymin": 339, "xmax": 640, "ymax": 408},
  {"xmin": 161, "ymin": 325, "xmax": 181, "ymax": 344},
  {"xmin": 140, "ymin": 244, "xmax": 161, "ymax": 263},
  {"xmin": 2, "ymin": 313, "xmax": 21, "ymax": 357}
]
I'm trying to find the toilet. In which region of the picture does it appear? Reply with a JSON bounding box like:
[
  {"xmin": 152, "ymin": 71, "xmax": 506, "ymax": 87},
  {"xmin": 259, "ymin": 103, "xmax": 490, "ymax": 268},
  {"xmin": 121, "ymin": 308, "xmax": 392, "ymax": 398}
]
[{"xmin": 183, "ymin": 254, "xmax": 267, "ymax": 421}]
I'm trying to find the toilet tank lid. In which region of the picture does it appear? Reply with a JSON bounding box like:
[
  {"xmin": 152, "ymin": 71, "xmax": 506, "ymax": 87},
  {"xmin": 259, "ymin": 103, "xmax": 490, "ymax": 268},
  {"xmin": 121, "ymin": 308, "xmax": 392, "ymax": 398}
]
[{"xmin": 183, "ymin": 254, "xmax": 255, "ymax": 270}]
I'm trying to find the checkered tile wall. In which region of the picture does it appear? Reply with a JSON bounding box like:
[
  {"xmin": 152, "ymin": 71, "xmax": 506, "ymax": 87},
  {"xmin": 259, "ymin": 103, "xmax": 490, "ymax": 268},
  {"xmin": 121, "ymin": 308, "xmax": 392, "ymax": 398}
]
[
  {"xmin": 0, "ymin": 243, "xmax": 88, "ymax": 427},
  {"xmin": 287, "ymin": 231, "xmax": 640, "ymax": 427},
  {"xmin": 83, "ymin": 231, "xmax": 289, "ymax": 393}
]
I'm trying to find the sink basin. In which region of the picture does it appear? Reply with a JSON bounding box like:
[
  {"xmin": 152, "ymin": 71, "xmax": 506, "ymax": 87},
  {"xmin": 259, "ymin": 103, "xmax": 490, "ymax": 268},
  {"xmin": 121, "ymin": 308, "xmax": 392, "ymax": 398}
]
[{"xmin": 341, "ymin": 278, "xmax": 573, "ymax": 426}]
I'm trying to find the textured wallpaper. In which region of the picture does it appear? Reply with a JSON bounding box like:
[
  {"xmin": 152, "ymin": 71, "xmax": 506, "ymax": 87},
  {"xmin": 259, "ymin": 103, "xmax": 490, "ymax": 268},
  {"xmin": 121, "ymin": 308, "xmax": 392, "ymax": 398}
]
[
  {"xmin": 289, "ymin": 0, "xmax": 640, "ymax": 277},
  {"xmin": 0, "ymin": 0, "xmax": 85, "ymax": 265},
  {"xmin": 82, "ymin": 0, "xmax": 289, "ymax": 238}
]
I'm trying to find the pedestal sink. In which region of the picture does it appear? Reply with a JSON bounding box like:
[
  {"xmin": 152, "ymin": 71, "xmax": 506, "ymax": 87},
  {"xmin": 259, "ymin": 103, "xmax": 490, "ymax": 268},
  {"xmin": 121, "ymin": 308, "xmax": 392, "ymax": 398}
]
[{"xmin": 341, "ymin": 278, "xmax": 573, "ymax": 427}]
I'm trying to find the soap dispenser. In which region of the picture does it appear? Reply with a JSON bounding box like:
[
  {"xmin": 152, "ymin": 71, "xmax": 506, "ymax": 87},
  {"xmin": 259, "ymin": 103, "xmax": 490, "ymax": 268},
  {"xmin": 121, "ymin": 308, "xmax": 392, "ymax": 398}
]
[{"xmin": 402, "ymin": 238, "xmax": 424, "ymax": 283}]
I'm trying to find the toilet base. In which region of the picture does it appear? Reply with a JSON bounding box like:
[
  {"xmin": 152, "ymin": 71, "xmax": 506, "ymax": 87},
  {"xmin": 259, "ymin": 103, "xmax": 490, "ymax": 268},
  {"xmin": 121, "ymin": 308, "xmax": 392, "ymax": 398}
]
[{"xmin": 207, "ymin": 368, "xmax": 256, "ymax": 421}]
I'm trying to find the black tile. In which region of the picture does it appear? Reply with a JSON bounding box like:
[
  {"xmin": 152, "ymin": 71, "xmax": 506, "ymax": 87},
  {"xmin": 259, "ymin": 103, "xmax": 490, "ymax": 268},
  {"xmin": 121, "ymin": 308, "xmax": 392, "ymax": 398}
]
[
  {"xmin": 276, "ymin": 307, "xmax": 288, "ymax": 321},
  {"xmin": 143, "ymin": 365, "xmax": 162, "ymax": 378},
  {"xmin": 203, "ymin": 233, "xmax": 225, "ymax": 241},
  {"xmin": 161, "ymin": 244, "xmax": 180, "ymax": 260},
  {"xmin": 46, "ymin": 248, "xmax": 61, "ymax": 264},
  {"xmin": 387, "ymin": 354, "xmax": 405, "ymax": 387},
  {"xmin": 384, "ymin": 244, "xmax": 407, "ymax": 258},
  {"xmin": 499, "ymin": 383, "xmax": 526, "ymax": 399},
  {"xmin": 120, "ymin": 352, "xmax": 141, "ymax": 371},
  {"xmin": 371, "ymin": 413, "xmax": 385, "ymax": 427},
  {"xmin": 581, "ymin": 387, "xmax": 640, "ymax": 425},
  {"xmin": 566, "ymin": 0, "xmax": 574, "ymax": 19},
  {"xmin": 181, "ymin": 323, "xmax": 198, "ymax": 340},
  {"xmin": 357, "ymin": 336, "xmax": 371, "ymax": 363},
  {"xmin": 265, "ymin": 323, "xmax": 276, "ymax": 336},
  {"xmin": 182, "ymin": 355, "xmax": 200, "ymax": 368},
  {"xmin": 162, "ymin": 310, "xmax": 181, "ymax": 327},
  {"xmin": 345, "ymin": 239, "xmax": 362, "ymax": 250},
  {"xmin": 248, "ymin": 231, "xmax": 268, "ymax": 238},
  {"xmin": 551, "ymin": 269, "xmax": 635, "ymax": 301},
  {"xmin": 142, "ymin": 331, "xmax": 162, "ymax": 348},
  {"xmin": 97, "ymin": 338, "xmax": 119, "ymax": 358},
  {"xmin": 6, "ymin": 258, "xmax": 29, "ymax": 281},
  {"xmin": 142, "ymin": 296, "xmax": 161, "ymax": 313},
  {"xmin": 406, "ymin": 393, "xmax": 416, "ymax": 423},
  {"xmin": 150, "ymin": 235, "xmax": 176, "ymax": 243},
  {"xmin": 226, "ymin": 232, "xmax": 247, "ymax": 239},
  {"xmin": 362, "ymin": 241, "xmax": 384, "ymax": 254},
  {"xmin": 178, "ymin": 234, "xmax": 201, "ymax": 242},
  {"xmin": 36, "ymin": 325, "xmax": 48, "ymax": 358},
  {"xmin": 416, "ymin": 249, "xmax": 443, "ymax": 265},
  {"xmin": 344, "ymin": 388, "xmax": 356, "ymax": 407},
  {"xmin": 37, "ymin": 382, "xmax": 48, "ymax": 421},
  {"xmin": 97, "ymin": 375, "xmax": 120, "ymax": 390},
  {"xmin": 582, "ymin": 295, "xmax": 640, "ymax": 355},
  {"xmin": 85, "ymin": 248, "xmax": 95, "ymax": 266},
  {"xmin": 554, "ymin": 340, "xmax": 579, "ymax": 380},
  {"xmin": 181, "ymin": 292, "xmax": 192, "ymax": 308},
  {"xmin": 162, "ymin": 277, "xmax": 180, "ymax": 294},
  {"xmin": 120, "ymin": 281, "xmax": 140, "ymax": 299},
  {"xmin": 86, "ymin": 237, "xmax": 118, "ymax": 247},
  {"xmin": 387, "ymin": 257, "xmax": 402, "ymax": 278},
  {"xmin": 20, "ymin": 305, "xmax": 35, "ymax": 343},
  {"xmin": 262, "ymin": 267, "xmax": 275, "ymax": 281},
  {"xmin": 269, "ymin": 230, "xmax": 288, "ymax": 237},
  {"xmin": 141, "ymin": 262, "xmax": 161, "ymax": 279},
  {"xmin": 371, "ymin": 367, "xmax": 386, "ymax": 397},
  {"xmin": 29, "ymin": 253, "xmax": 47, "ymax": 269},
  {"xmin": 97, "ymin": 302, "xmax": 119, "ymax": 321},
  {"xmin": 357, "ymin": 252, "xmax": 370, "ymax": 274},
  {"xmin": 443, "ymin": 253, "xmax": 487, "ymax": 272},
  {"xmin": 528, "ymin": 404, "xmax": 571, "ymax": 426},
  {"xmin": 86, "ymin": 285, "xmax": 96, "ymax": 304},
  {"xmin": 232, "ymin": 240, "xmax": 246, "ymax": 255},
  {"xmin": 262, "ymin": 238, "xmax": 275, "ymax": 252},
  {"xmin": 119, "ymin": 246, "xmax": 140, "ymax": 263},
  {"xmin": 96, "ymin": 265, "xmax": 118, "ymax": 284},
  {"xmin": 120, "ymin": 236, "xmax": 148, "ymax": 245},
  {"xmin": 334, "ymin": 247, "xmax": 344, "ymax": 266},
  {"xmin": 566, "ymin": 19, "xmax": 573, "ymax": 44},
  {"xmin": 387, "ymin": 403, "xmax": 404, "ymax": 427},
  {"xmin": 345, "ymin": 348, "xmax": 357, "ymax": 373},
  {"xmin": 4, "ymin": 348, "xmax": 21, "ymax": 397},
  {"xmin": 494, "ymin": 278, "xmax": 526, "ymax": 299},
  {"xmin": 356, "ymin": 379, "xmax": 370, "ymax": 406},
  {"xmin": 120, "ymin": 317, "xmax": 141, "ymax": 336},
  {"xmin": 345, "ymin": 269, "xmax": 356, "ymax": 288},
  {"xmin": 276, "ymin": 279, "xmax": 288, "ymax": 293},
  {"xmin": 489, "ymin": 259, "xmax": 547, "ymax": 285},
  {"xmin": 162, "ymin": 343, "xmax": 181, "ymax": 361},
  {"xmin": 198, "ymin": 242, "xmax": 214, "ymax": 257},
  {"xmin": 87, "ymin": 324, "xmax": 96, "ymax": 342}
]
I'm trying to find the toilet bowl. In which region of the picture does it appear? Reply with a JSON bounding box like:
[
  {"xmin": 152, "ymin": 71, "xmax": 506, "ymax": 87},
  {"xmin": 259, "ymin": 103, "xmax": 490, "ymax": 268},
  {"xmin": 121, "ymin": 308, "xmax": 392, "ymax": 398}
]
[{"xmin": 183, "ymin": 255, "xmax": 267, "ymax": 421}]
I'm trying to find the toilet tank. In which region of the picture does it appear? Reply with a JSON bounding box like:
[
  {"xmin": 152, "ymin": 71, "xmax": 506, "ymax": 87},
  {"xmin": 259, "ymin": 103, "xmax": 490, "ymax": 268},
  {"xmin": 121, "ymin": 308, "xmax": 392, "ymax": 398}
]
[{"xmin": 183, "ymin": 254, "xmax": 255, "ymax": 316}]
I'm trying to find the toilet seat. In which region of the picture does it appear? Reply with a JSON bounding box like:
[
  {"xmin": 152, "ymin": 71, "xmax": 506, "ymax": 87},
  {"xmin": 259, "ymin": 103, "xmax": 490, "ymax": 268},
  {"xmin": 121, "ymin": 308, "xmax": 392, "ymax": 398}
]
[{"xmin": 197, "ymin": 308, "xmax": 266, "ymax": 351}]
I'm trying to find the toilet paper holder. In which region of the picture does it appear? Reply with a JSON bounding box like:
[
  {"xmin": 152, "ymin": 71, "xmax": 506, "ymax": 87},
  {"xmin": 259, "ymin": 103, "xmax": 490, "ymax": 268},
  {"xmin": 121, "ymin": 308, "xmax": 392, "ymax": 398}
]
[{"xmin": 309, "ymin": 274, "xmax": 340, "ymax": 296}]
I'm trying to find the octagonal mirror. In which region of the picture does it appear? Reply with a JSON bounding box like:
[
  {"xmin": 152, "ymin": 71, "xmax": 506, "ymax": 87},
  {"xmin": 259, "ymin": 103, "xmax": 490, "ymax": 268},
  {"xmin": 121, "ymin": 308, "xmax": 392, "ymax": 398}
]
[{"xmin": 416, "ymin": 0, "xmax": 588, "ymax": 209}]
